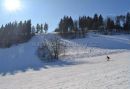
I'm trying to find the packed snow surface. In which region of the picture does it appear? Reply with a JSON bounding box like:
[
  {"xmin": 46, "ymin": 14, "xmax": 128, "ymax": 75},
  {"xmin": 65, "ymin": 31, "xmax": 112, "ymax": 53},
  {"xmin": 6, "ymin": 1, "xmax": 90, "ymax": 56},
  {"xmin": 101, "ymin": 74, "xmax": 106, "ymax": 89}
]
[{"xmin": 0, "ymin": 52, "xmax": 129, "ymax": 89}]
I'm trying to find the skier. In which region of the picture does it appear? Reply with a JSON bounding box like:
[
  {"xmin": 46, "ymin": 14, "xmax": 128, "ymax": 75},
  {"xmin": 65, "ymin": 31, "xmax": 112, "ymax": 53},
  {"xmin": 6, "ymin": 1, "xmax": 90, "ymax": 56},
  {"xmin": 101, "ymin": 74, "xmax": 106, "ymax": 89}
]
[{"xmin": 106, "ymin": 56, "xmax": 110, "ymax": 61}]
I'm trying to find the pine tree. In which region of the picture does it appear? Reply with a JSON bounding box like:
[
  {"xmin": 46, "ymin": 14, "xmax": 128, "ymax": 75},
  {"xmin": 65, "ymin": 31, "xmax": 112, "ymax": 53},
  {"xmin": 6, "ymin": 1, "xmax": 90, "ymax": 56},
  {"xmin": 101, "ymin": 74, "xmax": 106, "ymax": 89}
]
[
  {"xmin": 26, "ymin": 20, "xmax": 32, "ymax": 40},
  {"xmin": 115, "ymin": 16, "xmax": 121, "ymax": 32},
  {"xmin": 99, "ymin": 14, "xmax": 104, "ymax": 27},
  {"xmin": 86, "ymin": 16, "xmax": 93, "ymax": 30},
  {"xmin": 31, "ymin": 26, "xmax": 35, "ymax": 35},
  {"xmin": 44, "ymin": 23, "xmax": 48, "ymax": 33},
  {"xmin": 40, "ymin": 24, "xmax": 43, "ymax": 33},
  {"xmin": 79, "ymin": 16, "xmax": 87, "ymax": 37},
  {"xmin": 93, "ymin": 14, "xmax": 99, "ymax": 30},
  {"xmin": 68, "ymin": 16, "xmax": 74, "ymax": 32},
  {"xmin": 126, "ymin": 12, "xmax": 130, "ymax": 33},
  {"xmin": 73, "ymin": 20, "xmax": 78, "ymax": 37},
  {"xmin": 107, "ymin": 18, "xmax": 115, "ymax": 34},
  {"xmin": 36, "ymin": 24, "xmax": 40, "ymax": 33}
]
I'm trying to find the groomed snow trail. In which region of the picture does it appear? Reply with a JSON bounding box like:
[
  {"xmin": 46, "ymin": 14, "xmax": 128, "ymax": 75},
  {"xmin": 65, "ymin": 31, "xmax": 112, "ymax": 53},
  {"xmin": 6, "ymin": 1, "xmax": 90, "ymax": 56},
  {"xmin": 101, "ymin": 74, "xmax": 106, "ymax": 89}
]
[{"xmin": 0, "ymin": 52, "xmax": 129, "ymax": 89}]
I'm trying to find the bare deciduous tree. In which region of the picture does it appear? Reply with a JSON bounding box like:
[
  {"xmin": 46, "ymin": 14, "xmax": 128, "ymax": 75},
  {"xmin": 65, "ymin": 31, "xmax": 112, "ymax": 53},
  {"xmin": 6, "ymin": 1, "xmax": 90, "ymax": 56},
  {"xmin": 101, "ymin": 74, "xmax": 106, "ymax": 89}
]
[{"xmin": 37, "ymin": 36, "xmax": 66, "ymax": 62}]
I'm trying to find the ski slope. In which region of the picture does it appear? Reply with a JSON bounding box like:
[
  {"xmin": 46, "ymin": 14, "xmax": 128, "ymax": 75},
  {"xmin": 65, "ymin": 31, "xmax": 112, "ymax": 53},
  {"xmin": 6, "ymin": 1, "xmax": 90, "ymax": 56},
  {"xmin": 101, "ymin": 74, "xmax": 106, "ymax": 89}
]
[
  {"xmin": 0, "ymin": 33, "xmax": 129, "ymax": 89},
  {"xmin": 0, "ymin": 33, "xmax": 129, "ymax": 74},
  {"xmin": 0, "ymin": 52, "xmax": 129, "ymax": 89}
]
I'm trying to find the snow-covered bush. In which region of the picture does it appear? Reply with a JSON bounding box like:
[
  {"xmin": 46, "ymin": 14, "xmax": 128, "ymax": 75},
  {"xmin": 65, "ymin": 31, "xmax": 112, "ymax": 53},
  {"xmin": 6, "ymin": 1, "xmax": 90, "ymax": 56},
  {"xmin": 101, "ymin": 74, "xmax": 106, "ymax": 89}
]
[
  {"xmin": 37, "ymin": 37, "xmax": 65, "ymax": 62},
  {"xmin": 37, "ymin": 41, "xmax": 53, "ymax": 62}
]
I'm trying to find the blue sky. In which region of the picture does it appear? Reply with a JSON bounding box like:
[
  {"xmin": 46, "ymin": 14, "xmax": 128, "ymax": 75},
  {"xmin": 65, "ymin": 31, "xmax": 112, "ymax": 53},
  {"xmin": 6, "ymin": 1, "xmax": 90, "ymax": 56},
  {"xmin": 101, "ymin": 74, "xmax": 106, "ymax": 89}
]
[{"xmin": 0, "ymin": 0, "xmax": 130, "ymax": 31}]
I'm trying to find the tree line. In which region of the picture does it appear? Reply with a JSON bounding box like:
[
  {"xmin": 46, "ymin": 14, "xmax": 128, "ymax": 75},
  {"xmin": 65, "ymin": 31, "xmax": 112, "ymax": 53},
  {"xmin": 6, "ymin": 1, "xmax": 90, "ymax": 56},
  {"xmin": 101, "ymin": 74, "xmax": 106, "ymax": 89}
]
[
  {"xmin": 0, "ymin": 20, "xmax": 32, "ymax": 48},
  {"xmin": 33, "ymin": 23, "xmax": 48, "ymax": 34},
  {"xmin": 55, "ymin": 12, "xmax": 130, "ymax": 38},
  {"xmin": 0, "ymin": 20, "xmax": 48, "ymax": 48}
]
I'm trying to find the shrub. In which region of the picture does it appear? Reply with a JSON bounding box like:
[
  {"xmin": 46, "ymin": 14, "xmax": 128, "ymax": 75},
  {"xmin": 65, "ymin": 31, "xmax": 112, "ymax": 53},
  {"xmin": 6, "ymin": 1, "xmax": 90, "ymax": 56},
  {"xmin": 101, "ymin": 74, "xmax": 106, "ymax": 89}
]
[{"xmin": 37, "ymin": 37, "xmax": 65, "ymax": 62}]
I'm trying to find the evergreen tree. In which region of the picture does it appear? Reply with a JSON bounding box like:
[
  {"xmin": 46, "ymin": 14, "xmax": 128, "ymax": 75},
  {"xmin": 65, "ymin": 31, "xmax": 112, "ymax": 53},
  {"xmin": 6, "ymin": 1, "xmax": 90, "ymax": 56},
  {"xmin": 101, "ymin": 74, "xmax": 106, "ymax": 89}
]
[
  {"xmin": 31, "ymin": 25, "xmax": 35, "ymax": 35},
  {"xmin": 99, "ymin": 14, "xmax": 104, "ymax": 27},
  {"xmin": 93, "ymin": 14, "xmax": 99, "ymax": 29},
  {"xmin": 73, "ymin": 20, "xmax": 78, "ymax": 37},
  {"xmin": 68, "ymin": 16, "xmax": 74, "ymax": 32},
  {"xmin": 59, "ymin": 19, "xmax": 64, "ymax": 34},
  {"xmin": 44, "ymin": 23, "xmax": 48, "ymax": 33},
  {"xmin": 115, "ymin": 16, "xmax": 122, "ymax": 32},
  {"xmin": 125, "ymin": 12, "xmax": 130, "ymax": 33},
  {"xmin": 40, "ymin": 24, "xmax": 44, "ymax": 33},
  {"xmin": 26, "ymin": 20, "xmax": 32, "ymax": 40},
  {"xmin": 106, "ymin": 18, "xmax": 115, "ymax": 34},
  {"xmin": 86, "ymin": 16, "xmax": 93, "ymax": 30},
  {"xmin": 36, "ymin": 24, "xmax": 41, "ymax": 33}
]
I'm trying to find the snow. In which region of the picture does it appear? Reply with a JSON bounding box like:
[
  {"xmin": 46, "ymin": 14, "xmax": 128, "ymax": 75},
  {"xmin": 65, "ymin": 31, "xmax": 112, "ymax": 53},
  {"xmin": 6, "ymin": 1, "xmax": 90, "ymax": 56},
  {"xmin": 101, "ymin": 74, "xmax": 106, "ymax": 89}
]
[
  {"xmin": 0, "ymin": 52, "xmax": 129, "ymax": 89},
  {"xmin": 0, "ymin": 33, "xmax": 129, "ymax": 89},
  {"xmin": 0, "ymin": 35, "xmax": 44, "ymax": 75},
  {"xmin": 61, "ymin": 33, "xmax": 130, "ymax": 60}
]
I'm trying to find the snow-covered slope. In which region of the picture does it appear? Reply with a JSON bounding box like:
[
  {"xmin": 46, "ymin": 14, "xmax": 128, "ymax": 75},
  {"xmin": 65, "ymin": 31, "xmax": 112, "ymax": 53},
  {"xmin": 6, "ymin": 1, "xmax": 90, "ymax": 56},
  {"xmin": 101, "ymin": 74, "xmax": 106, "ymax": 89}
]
[
  {"xmin": 0, "ymin": 33, "xmax": 129, "ymax": 74},
  {"xmin": 0, "ymin": 35, "xmax": 44, "ymax": 74},
  {"xmin": 0, "ymin": 52, "xmax": 129, "ymax": 89},
  {"xmin": 0, "ymin": 33, "xmax": 129, "ymax": 89},
  {"xmin": 62, "ymin": 33, "xmax": 130, "ymax": 59}
]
